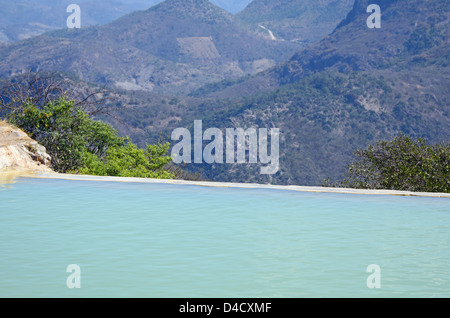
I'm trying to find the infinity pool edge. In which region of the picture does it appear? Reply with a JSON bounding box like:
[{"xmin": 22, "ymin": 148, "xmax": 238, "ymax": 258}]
[{"xmin": 7, "ymin": 171, "xmax": 447, "ymax": 198}]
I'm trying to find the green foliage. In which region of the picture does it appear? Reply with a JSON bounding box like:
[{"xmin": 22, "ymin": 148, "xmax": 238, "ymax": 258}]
[
  {"xmin": 404, "ymin": 25, "xmax": 444, "ymax": 54},
  {"xmin": 8, "ymin": 97, "xmax": 126, "ymax": 172},
  {"xmin": 78, "ymin": 142, "xmax": 174, "ymax": 179},
  {"xmin": 7, "ymin": 97, "xmax": 174, "ymax": 179},
  {"xmin": 337, "ymin": 134, "xmax": 449, "ymax": 193}
]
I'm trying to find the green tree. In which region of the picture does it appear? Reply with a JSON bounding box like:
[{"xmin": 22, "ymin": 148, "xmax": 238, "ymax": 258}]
[
  {"xmin": 335, "ymin": 134, "xmax": 449, "ymax": 193},
  {"xmin": 7, "ymin": 97, "xmax": 175, "ymax": 179},
  {"xmin": 8, "ymin": 97, "xmax": 126, "ymax": 172},
  {"xmin": 79, "ymin": 142, "xmax": 174, "ymax": 179}
]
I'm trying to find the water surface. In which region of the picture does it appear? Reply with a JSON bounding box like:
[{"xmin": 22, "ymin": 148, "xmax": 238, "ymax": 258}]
[{"xmin": 0, "ymin": 177, "xmax": 449, "ymax": 297}]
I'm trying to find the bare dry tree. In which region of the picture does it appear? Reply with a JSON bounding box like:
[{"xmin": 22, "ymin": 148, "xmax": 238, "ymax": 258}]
[
  {"xmin": 0, "ymin": 71, "xmax": 130, "ymax": 126},
  {"xmin": 0, "ymin": 71, "xmax": 64, "ymax": 112}
]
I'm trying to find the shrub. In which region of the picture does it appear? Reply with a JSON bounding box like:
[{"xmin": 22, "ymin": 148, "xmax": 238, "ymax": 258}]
[
  {"xmin": 336, "ymin": 134, "xmax": 449, "ymax": 193},
  {"xmin": 7, "ymin": 97, "xmax": 175, "ymax": 179}
]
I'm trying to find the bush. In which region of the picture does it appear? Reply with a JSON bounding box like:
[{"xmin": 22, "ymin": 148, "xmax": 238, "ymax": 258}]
[
  {"xmin": 336, "ymin": 134, "xmax": 449, "ymax": 193},
  {"xmin": 7, "ymin": 97, "xmax": 175, "ymax": 179},
  {"xmin": 404, "ymin": 25, "xmax": 444, "ymax": 54},
  {"xmin": 78, "ymin": 142, "xmax": 174, "ymax": 179}
]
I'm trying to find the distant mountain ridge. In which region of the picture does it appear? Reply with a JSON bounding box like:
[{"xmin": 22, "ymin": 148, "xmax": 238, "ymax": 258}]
[
  {"xmin": 0, "ymin": 0, "xmax": 298, "ymax": 95},
  {"xmin": 236, "ymin": 0, "xmax": 354, "ymax": 45},
  {"xmin": 204, "ymin": 0, "xmax": 449, "ymax": 97},
  {"xmin": 0, "ymin": 0, "xmax": 163, "ymax": 43},
  {"xmin": 275, "ymin": 0, "xmax": 449, "ymax": 82},
  {"xmin": 156, "ymin": 0, "xmax": 450, "ymax": 185},
  {"xmin": 0, "ymin": 0, "xmax": 252, "ymax": 43}
]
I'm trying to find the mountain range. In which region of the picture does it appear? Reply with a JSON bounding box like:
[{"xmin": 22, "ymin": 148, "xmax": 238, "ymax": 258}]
[
  {"xmin": 179, "ymin": 0, "xmax": 450, "ymax": 185},
  {"xmin": 0, "ymin": 0, "xmax": 301, "ymax": 95},
  {"xmin": 102, "ymin": 0, "xmax": 449, "ymax": 185},
  {"xmin": 0, "ymin": 0, "xmax": 358, "ymax": 95},
  {"xmin": 199, "ymin": 0, "xmax": 450, "ymax": 97},
  {"xmin": 0, "ymin": 0, "xmax": 159, "ymax": 43},
  {"xmin": 1, "ymin": 0, "xmax": 448, "ymax": 186},
  {"xmin": 0, "ymin": 0, "xmax": 252, "ymax": 43}
]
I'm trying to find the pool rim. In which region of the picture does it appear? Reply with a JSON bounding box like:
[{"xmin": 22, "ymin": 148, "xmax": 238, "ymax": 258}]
[{"xmin": 4, "ymin": 171, "xmax": 448, "ymax": 198}]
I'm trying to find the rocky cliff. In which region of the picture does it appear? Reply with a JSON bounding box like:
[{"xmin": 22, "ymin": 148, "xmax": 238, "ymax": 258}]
[{"xmin": 0, "ymin": 121, "xmax": 53, "ymax": 172}]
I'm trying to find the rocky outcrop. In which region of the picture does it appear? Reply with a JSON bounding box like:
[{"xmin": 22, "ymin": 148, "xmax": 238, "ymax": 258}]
[{"xmin": 0, "ymin": 121, "xmax": 53, "ymax": 172}]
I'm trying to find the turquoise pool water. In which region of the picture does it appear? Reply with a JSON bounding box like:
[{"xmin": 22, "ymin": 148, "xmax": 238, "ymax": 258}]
[{"xmin": 0, "ymin": 177, "xmax": 449, "ymax": 298}]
